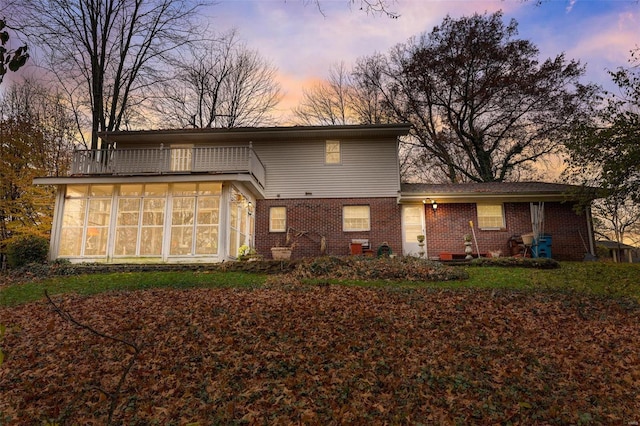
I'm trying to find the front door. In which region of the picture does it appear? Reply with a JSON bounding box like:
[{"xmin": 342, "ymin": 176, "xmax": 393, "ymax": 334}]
[{"xmin": 402, "ymin": 204, "xmax": 426, "ymax": 257}]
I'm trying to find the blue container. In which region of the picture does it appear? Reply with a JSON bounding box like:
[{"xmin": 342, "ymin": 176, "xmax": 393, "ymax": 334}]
[{"xmin": 532, "ymin": 234, "xmax": 552, "ymax": 258}]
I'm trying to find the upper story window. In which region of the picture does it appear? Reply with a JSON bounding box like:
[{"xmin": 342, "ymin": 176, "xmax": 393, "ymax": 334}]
[
  {"xmin": 477, "ymin": 203, "xmax": 505, "ymax": 229},
  {"xmin": 343, "ymin": 205, "xmax": 370, "ymax": 232},
  {"xmin": 325, "ymin": 140, "xmax": 341, "ymax": 164},
  {"xmin": 269, "ymin": 206, "xmax": 287, "ymax": 232}
]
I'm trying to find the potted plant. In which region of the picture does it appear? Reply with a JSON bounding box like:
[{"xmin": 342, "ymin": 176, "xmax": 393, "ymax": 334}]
[{"xmin": 238, "ymin": 244, "xmax": 259, "ymax": 261}]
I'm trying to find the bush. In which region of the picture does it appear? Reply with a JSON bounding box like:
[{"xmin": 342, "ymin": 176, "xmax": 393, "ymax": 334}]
[
  {"xmin": 469, "ymin": 256, "xmax": 560, "ymax": 269},
  {"xmin": 6, "ymin": 235, "xmax": 49, "ymax": 268}
]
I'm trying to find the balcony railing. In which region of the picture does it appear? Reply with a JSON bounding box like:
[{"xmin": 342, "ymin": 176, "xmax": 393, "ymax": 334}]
[{"xmin": 72, "ymin": 145, "xmax": 266, "ymax": 188}]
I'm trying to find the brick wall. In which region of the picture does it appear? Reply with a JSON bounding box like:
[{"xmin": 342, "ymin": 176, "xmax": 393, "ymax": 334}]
[
  {"xmin": 255, "ymin": 198, "xmax": 402, "ymax": 259},
  {"xmin": 424, "ymin": 202, "xmax": 591, "ymax": 261}
]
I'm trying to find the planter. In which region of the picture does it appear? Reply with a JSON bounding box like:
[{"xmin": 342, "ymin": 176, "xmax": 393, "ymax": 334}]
[
  {"xmin": 522, "ymin": 233, "xmax": 534, "ymax": 246},
  {"xmin": 439, "ymin": 252, "xmax": 453, "ymax": 261},
  {"xmin": 350, "ymin": 243, "xmax": 363, "ymax": 255},
  {"xmin": 271, "ymin": 247, "xmax": 292, "ymax": 260}
]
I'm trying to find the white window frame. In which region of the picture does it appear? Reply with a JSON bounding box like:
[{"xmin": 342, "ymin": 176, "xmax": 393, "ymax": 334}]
[
  {"xmin": 59, "ymin": 184, "xmax": 112, "ymax": 258},
  {"xmin": 325, "ymin": 140, "xmax": 341, "ymax": 164},
  {"xmin": 343, "ymin": 205, "xmax": 370, "ymax": 232},
  {"xmin": 269, "ymin": 206, "xmax": 287, "ymax": 233},
  {"xmin": 477, "ymin": 203, "xmax": 505, "ymax": 229},
  {"xmin": 170, "ymin": 182, "xmax": 222, "ymax": 256}
]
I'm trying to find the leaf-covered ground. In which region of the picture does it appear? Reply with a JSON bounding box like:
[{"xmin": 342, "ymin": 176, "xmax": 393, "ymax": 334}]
[{"xmin": 1, "ymin": 286, "xmax": 639, "ymax": 425}]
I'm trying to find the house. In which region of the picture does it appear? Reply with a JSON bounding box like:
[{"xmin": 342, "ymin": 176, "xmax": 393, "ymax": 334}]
[
  {"xmin": 399, "ymin": 182, "xmax": 597, "ymax": 261},
  {"xmin": 33, "ymin": 124, "xmax": 597, "ymax": 263},
  {"xmin": 596, "ymin": 240, "xmax": 639, "ymax": 263}
]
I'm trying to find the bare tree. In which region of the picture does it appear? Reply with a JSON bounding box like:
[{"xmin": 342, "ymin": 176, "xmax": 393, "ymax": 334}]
[
  {"xmin": 16, "ymin": 0, "xmax": 205, "ymax": 150},
  {"xmin": 154, "ymin": 30, "xmax": 282, "ymax": 128},
  {"xmin": 591, "ymin": 195, "xmax": 640, "ymax": 247},
  {"xmin": 1, "ymin": 78, "xmax": 76, "ymax": 175},
  {"xmin": 307, "ymin": 0, "xmax": 399, "ymax": 18},
  {"xmin": 294, "ymin": 61, "xmax": 398, "ymax": 126},
  {"xmin": 294, "ymin": 63, "xmax": 355, "ymax": 126},
  {"xmin": 354, "ymin": 12, "xmax": 598, "ymax": 183}
]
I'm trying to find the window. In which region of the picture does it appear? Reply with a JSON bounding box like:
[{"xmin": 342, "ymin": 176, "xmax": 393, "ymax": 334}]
[
  {"xmin": 170, "ymin": 196, "xmax": 195, "ymax": 255},
  {"xmin": 59, "ymin": 198, "xmax": 86, "ymax": 256},
  {"xmin": 343, "ymin": 205, "xmax": 370, "ymax": 232},
  {"xmin": 115, "ymin": 198, "xmax": 141, "ymax": 256},
  {"xmin": 115, "ymin": 183, "xmax": 168, "ymax": 256},
  {"xmin": 170, "ymin": 182, "xmax": 221, "ymax": 256},
  {"xmin": 325, "ymin": 140, "xmax": 341, "ymax": 164},
  {"xmin": 59, "ymin": 184, "xmax": 112, "ymax": 257},
  {"xmin": 269, "ymin": 207, "xmax": 287, "ymax": 232},
  {"xmin": 477, "ymin": 204, "xmax": 505, "ymax": 229},
  {"xmin": 403, "ymin": 205, "xmax": 424, "ymax": 243}
]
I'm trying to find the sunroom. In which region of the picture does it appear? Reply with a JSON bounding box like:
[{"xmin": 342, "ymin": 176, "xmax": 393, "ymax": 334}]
[
  {"xmin": 35, "ymin": 179, "xmax": 256, "ymax": 263},
  {"xmin": 34, "ymin": 128, "xmax": 267, "ymax": 263}
]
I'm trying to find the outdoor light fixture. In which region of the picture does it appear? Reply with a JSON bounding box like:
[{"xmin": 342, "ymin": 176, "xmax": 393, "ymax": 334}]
[
  {"xmin": 423, "ymin": 198, "xmax": 438, "ymax": 210},
  {"xmin": 247, "ymin": 201, "xmax": 253, "ymax": 216}
]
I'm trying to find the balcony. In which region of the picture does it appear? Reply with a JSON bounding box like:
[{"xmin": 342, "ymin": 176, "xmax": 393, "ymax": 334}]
[{"xmin": 72, "ymin": 145, "xmax": 266, "ymax": 188}]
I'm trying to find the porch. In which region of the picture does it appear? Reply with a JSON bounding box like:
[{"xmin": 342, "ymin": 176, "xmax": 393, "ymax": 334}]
[{"xmin": 71, "ymin": 145, "xmax": 266, "ymax": 189}]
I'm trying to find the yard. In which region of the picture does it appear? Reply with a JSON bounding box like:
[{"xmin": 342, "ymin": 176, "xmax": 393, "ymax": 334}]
[{"xmin": 1, "ymin": 260, "xmax": 639, "ymax": 425}]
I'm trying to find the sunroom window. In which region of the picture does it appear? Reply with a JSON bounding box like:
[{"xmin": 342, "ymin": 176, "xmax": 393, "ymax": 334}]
[
  {"xmin": 59, "ymin": 184, "xmax": 112, "ymax": 257},
  {"xmin": 115, "ymin": 184, "xmax": 167, "ymax": 256},
  {"xmin": 170, "ymin": 182, "xmax": 221, "ymax": 256},
  {"xmin": 59, "ymin": 182, "xmax": 223, "ymax": 259}
]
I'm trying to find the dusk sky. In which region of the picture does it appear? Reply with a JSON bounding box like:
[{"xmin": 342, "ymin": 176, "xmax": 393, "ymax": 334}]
[{"xmin": 204, "ymin": 0, "xmax": 639, "ymax": 123}]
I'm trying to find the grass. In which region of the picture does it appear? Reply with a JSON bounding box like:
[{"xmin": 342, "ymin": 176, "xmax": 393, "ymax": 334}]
[
  {"xmin": 0, "ymin": 270, "xmax": 264, "ymax": 307},
  {"xmin": 303, "ymin": 262, "xmax": 640, "ymax": 301},
  {"xmin": 465, "ymin": 262, "xmax": 640, "ymax": 299},
  {"xmin": 2, "ymin": 261, "xmax": 639, "ymax": 307}
]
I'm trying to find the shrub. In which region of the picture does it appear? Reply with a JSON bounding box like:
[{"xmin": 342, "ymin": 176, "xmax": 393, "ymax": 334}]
[
  {"xmin": 6, "ymin": 235, "xmax": 49, "ymax": 268},
  {"xmin": 469, "ymin": 256, "xmax": 560, "ymax": 269}
]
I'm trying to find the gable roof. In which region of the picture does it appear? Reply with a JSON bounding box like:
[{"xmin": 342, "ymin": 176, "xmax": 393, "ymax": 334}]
[
  {"xmin": 596, "ymin": 240, "xmax": 637, "ymax": 250},
  {"xmin": 399, "ymin": 181, "xmax": 598, "ymax": 203}
]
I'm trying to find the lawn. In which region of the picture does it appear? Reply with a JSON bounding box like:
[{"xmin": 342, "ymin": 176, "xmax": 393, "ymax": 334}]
[{"xmin": 1, "ymin": 261, "xmax": 639, "ymax": 424}]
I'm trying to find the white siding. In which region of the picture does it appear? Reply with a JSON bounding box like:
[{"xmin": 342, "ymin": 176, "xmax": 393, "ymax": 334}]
[
  {"xmin": 113, "ymin": 135, "xmax": 403, "ymax": 199},
  {"xmin": 253, "ymin": 138, "xmax": 400, "ymax": 199}
]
